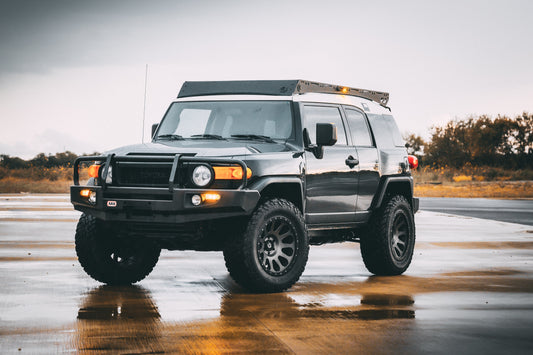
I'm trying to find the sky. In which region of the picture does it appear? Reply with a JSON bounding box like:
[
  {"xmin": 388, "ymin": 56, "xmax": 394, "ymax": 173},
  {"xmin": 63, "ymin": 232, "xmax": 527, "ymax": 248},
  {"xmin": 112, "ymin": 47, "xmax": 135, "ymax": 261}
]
[{"xmin": 1, "ymin": 0, "xmax": 532, "ymax": 159}]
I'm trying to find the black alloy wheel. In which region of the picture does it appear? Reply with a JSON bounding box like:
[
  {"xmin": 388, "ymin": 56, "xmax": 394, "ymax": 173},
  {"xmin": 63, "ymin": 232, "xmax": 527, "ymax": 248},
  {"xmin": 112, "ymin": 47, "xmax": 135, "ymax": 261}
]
[
  {"xmin": 224, "ymin": 198, "xmax": 309, "ymax": 293},
  {"xmin": 256, "ymin": 216, "xmax": 297, "ymax": 276},
  {"xmin": 75, "ymin": 213, "xmax": 161, "ymax": 285},
  {"xmin": 360, "ymin": 195, "xmax": 415, "ymax": 276}
]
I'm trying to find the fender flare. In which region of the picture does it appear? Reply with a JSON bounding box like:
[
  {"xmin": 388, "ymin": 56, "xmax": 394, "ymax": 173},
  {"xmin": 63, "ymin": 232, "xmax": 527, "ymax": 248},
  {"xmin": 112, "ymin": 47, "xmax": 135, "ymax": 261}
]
[
  {"xmin": 371, "ymin": 176, "xmax": 414, "ymax": 210},
  {"xmin": 247, "ymin": 176, "xmax": 304, "ymax": 208}
]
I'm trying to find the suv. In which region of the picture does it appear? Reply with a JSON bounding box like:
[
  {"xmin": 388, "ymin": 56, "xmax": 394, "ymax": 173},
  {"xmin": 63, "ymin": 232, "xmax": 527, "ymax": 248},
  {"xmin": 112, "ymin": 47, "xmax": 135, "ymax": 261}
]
[{"xmin": 71, "ymin": 80, "xmax": 419, "ymax": 293}]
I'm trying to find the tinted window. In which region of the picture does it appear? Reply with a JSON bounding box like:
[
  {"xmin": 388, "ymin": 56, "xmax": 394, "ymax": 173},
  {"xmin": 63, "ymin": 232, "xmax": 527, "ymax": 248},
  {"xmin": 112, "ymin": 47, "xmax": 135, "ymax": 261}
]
[
  {"xmin": 367, "ymin": 114, "xmax": 405, "ymax": 148},
  {"xmin": 345, "ymin": 108, "xmax": 373, "ymax": 146},
  {"xmin": 303, "ymin": 105, "xmax": 347, "ymax": 145}
]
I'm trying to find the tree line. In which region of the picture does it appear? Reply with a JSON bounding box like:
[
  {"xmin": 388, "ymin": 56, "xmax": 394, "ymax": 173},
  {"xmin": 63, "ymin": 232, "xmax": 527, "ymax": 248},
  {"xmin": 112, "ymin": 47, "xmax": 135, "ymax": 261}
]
[
  {"xmin": 0, "ymin": 151, "xmax": 98, "ymax": 169},
  {"xmin": 405, "ymin": 112, "xmax": 533, "ymax": 169}
]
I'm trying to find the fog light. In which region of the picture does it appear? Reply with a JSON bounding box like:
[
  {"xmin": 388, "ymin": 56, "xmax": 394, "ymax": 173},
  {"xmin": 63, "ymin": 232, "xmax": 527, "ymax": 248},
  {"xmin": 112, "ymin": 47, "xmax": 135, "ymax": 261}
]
[
  {"xmin": 191, "ymin": 194, "xmax": 202, "ymax": 206},
  {"xmin": 202, "ymin": 193, "xmax": 221, "ymax": 203}
]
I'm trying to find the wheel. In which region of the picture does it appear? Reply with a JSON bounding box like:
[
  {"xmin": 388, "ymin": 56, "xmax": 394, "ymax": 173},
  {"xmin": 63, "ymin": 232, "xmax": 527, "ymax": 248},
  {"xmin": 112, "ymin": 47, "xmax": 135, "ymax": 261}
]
[
  {"xmin": 75, "ymin": 213, "xmax": 161, "ymax": 284},
  {"xmin": 223, "ymin": 198, "xmax": 309, "ymax": 293},
  {"xmin": 360, "ymin": 195, "xmax": 415, "ymax": 275}
]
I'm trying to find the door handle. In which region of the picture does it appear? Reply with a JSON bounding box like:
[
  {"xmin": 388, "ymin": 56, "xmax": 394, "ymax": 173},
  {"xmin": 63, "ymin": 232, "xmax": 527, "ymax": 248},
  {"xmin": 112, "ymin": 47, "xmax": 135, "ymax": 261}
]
[{"xmin": 345, "ymin": 156, "xmax": 359, "ymax": 168}]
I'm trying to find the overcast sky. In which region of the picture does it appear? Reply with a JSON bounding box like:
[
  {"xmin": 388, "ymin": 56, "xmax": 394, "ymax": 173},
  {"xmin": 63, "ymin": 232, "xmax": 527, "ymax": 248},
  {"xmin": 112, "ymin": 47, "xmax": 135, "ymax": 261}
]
[{"xmin": 1, "ymin": 0, "xmax": 532, "ymax": 158}]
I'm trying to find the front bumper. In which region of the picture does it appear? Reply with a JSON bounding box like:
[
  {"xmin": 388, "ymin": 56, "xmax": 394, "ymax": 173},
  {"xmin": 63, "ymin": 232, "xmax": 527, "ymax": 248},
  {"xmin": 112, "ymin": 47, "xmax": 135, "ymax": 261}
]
[{"xmin": 71, "ymin": 185, "xmax": 260, "ymax": 223}]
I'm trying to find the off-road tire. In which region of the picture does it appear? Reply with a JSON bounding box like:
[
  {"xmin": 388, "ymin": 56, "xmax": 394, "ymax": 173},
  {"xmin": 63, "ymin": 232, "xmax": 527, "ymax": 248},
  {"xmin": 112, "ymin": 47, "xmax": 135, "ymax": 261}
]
[
  {"xmin": 223, "ymin": 198, "xmax": 309, "ymax": 293},
  {"xmin": 75, "ymin": 213, "xmax": 161, "ymax": 285},
  {"xmin": 360, "ymin": 195, "xmax": 415, "ymax": 275}
]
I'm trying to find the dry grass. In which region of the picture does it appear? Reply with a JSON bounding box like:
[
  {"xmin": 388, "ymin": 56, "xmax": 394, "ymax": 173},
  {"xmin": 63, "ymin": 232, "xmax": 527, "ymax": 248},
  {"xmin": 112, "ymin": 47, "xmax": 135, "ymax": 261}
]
[
  {"xmin": 0, "ymin": 167, "xmax": 88, "ymax": 193},
  {"xmin": 0, "ymin": 177, "xmax": 72, "ymax": 193},
  {"xmin": 412, "ymin": 166, "xmax": 533, "ymax": 198},
  {"xmin": 415, "ymin": 181, "xmax": 533, "ymax": 198}
]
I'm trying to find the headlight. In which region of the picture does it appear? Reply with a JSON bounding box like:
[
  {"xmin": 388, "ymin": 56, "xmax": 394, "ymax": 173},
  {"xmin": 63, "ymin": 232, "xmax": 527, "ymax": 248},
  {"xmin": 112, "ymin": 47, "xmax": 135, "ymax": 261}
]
[
  {"xmin": 105, "ymin": 166, "xmax": 113, "ymax": 184},
  {"xmin": 100, "ymin": 165, "xmax": 113, "ymax": 184},
  {"xmin": 192, "ymin": 165, "xmax": 212, "ymax": 187}
]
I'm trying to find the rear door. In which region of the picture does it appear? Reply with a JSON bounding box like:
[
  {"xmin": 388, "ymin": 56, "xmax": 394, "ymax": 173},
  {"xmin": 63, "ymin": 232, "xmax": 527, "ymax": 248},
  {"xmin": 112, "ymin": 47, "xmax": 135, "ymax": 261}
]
[
  {"xmin": 343, "ymin": 106, "xmax": 380, "ymax": 211},
  {"xmin": 302, "ymin": 104, "xmax": 359, "ymax": 225}
]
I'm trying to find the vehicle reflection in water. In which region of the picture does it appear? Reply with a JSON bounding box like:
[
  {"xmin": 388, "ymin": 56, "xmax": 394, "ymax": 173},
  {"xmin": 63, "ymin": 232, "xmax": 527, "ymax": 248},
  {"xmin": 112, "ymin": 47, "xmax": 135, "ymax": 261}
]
[
  {"xmin": 76, "ymin": 285, "xmax": 163, "ymax": 353},
  {"xmin": 74, "ymin": 281, "xmax": 415, "ymax": 353},
  {"xmin": 220, "ymin": 292, "xmax": 415, "ymax": 321}
]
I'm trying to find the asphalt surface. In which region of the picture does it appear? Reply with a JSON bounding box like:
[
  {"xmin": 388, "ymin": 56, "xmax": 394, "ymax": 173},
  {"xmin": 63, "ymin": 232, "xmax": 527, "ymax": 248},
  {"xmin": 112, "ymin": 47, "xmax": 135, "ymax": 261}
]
[
  {"xmin": 420, "ymin": 197, "xmax": 533, "ymax": 226},
  {"xmin": 1, "ymin": 194, "xmax": 533, "ymax": 354}
]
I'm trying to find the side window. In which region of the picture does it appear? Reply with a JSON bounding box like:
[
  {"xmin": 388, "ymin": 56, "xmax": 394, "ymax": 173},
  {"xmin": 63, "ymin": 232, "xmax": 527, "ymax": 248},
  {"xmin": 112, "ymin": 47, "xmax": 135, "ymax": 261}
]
[
  {"xmin": 303, "ymin": 105, "xmax": 347, "ymax": 145},
  {"xmin": 345, "ymin": 108, "xmax": 373, "ymax": 147}
]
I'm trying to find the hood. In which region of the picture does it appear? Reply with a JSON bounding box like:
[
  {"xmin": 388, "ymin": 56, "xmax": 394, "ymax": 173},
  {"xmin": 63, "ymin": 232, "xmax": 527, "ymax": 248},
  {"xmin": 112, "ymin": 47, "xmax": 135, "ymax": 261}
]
[{"xmin": 105, "ymin": 140, "xmax": 293, "ymax": 157}]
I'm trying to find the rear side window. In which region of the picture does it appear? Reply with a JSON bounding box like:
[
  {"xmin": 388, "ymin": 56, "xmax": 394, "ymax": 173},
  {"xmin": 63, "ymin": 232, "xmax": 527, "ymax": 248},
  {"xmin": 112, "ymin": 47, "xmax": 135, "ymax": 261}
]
[
  {"xmin": 344, "ymin": 108, "xmax": 373, "ymax": 146},
  {"xmin": 367, "ymin": 114, "xmax": 405, "ymax": 148},
  {"xmin": 303, "ymin": 105, "xmax": 347, "ymax": 145}
]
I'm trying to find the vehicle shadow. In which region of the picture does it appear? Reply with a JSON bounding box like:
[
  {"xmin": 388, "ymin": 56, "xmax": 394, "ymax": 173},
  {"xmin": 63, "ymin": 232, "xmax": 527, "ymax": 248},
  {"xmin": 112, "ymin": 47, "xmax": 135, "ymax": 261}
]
[{"xmin": 73, "ymin": 277, "xmax": 415, "ymax": 353}]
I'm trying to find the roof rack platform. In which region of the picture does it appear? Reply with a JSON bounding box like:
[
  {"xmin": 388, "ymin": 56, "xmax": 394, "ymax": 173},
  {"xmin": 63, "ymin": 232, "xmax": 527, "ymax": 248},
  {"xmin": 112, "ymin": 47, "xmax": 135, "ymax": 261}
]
[{"xmin": 178, "ymin": 80, "xmax": 389, "ymax": 107}]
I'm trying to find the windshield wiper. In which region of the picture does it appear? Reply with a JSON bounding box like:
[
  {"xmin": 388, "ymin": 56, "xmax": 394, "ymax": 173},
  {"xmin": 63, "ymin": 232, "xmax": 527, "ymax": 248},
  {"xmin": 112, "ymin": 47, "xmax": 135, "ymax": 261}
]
[
  {"xmin": 230, "ymin": 134, "xmax": 276, "ymax": 143},
  {"xmin": 190, "ymin": 134, "xmax": 226, "ymax": 140},
  {"xmin": 156, "ymin": 134, "xmax": 184, "ymax": 141}
]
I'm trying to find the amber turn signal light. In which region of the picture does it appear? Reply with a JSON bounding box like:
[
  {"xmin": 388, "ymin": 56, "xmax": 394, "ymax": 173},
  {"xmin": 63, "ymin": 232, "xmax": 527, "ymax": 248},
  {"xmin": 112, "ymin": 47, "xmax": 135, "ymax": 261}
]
[
  {"xmin": 202, "ymin": 193, "xmax": 221, "ymax": 202},
  {"xmin": 213, "ymin": 166, "xmax": 252, "ymax": 180},
  {"xmin": 88, "ymin": 164, "xmax": 101, "ymax": 178}
]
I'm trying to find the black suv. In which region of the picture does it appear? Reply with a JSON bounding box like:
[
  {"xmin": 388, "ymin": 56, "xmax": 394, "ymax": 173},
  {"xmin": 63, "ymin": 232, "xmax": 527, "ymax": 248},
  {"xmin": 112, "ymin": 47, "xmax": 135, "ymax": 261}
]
[{"xmin": 71, "ymin": 80, "xmax": 419, "ymax": 293}]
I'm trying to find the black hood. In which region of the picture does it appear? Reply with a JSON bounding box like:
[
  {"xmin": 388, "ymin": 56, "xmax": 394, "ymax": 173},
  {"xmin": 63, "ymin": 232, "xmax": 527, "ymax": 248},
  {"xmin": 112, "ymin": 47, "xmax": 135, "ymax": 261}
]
[{"xmin": 106, "ymin": 140, "xmax": 293, "ymax": 157}]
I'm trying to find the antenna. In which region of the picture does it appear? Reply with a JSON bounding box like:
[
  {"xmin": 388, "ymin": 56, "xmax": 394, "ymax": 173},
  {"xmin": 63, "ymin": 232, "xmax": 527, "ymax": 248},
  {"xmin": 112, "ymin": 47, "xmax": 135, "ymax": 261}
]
[{"xmin": 141, "ymin": 64, "xmax": 148, "ymax": 143}]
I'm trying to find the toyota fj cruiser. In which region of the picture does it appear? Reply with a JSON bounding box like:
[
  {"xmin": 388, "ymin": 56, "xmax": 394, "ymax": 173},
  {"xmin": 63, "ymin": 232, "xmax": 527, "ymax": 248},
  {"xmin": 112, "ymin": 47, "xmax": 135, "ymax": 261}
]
[{"xmin": 71, "ymin": 80, "xmax": 419, "ymax": 293}]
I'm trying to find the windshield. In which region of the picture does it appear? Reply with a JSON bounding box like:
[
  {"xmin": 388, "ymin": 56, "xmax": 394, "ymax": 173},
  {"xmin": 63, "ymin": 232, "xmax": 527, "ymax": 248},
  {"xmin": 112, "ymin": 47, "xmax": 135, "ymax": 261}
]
[{"xmin": 155, "ymin": 101, "xmax": 294, "ymax": 141}]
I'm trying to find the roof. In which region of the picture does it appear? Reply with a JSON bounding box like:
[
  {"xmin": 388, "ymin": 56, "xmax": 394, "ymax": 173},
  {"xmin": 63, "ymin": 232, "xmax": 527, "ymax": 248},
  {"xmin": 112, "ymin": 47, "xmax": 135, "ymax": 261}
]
[{"xmin": 177, "ymin": 80, "xmax": 390, "ymax": 107}]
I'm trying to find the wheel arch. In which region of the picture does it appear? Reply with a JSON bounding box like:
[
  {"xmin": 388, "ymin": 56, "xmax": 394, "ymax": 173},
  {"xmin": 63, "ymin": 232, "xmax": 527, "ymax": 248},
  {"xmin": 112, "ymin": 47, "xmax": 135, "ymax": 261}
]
[
  {"xmin": 371, "ymin": 176, "xmax": 414, "ymax": 210},
  {"xmin": 248, "ymin": 177, "xmax": 304, "ymax": 212}
]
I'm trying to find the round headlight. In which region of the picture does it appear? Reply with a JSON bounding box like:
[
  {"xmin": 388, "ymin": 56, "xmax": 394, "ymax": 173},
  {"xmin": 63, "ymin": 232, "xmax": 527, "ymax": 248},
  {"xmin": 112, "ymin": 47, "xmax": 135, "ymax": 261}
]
[
  {"xmin": 99, "ymin": 164, "xmax": 112, "ymax": 183},
  {"xmin": 105, "ymin": 166, "xmax": 113, "ymax": 184},
  {"xmin": 192, "ymin": 165, "xmax": 212, "ymax": 187}
]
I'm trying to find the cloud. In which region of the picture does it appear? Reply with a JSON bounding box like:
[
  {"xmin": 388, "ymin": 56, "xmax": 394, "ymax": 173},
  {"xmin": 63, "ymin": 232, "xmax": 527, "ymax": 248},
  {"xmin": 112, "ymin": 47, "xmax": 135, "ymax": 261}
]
[{"xmin": 0, "ymin": 129, "xmax": 95, "ymax": 159}]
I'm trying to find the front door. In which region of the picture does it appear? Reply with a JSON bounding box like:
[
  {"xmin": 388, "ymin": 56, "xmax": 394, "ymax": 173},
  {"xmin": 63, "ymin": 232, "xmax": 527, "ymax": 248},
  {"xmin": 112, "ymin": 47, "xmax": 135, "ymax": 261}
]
[{"xmin": 302, "ymin": 104, "xmax": 359, "ymax": 225}]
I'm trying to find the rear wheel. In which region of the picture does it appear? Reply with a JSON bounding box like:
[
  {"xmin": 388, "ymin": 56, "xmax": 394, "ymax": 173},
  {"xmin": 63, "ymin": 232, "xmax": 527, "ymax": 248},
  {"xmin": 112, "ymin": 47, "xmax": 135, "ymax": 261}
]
[
  {"xmin": 360, "ymin": 195, "xmax": 415, "ymax": 275},
  {"xmin": 75, "ymin": 213, "xmax": 160, "ymax": 284},
  {"xmin": 224, "ymin": 199, "xmax": 309, "ymax": 293}
]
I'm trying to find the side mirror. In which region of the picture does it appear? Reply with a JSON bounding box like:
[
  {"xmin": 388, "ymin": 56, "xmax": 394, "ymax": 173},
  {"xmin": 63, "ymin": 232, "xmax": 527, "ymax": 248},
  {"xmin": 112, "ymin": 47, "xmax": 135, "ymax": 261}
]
[
  {"xmin": 151, "ymin": 123, "xmax": 159, "ymax": 139},
  {"xmin": 316, "ymin": 123, "xmax": 337, "ymax": 147}
]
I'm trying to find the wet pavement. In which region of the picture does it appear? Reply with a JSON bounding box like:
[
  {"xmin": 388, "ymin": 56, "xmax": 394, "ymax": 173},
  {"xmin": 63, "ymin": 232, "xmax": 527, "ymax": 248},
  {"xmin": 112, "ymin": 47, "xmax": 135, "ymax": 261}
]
[
  {"xmin": 1, "ymin": 194, "xmax": 533, "ymax": 354},
  {"xmin": 420, "ymin": 197, "xmax": 533, "ymax": 226}
]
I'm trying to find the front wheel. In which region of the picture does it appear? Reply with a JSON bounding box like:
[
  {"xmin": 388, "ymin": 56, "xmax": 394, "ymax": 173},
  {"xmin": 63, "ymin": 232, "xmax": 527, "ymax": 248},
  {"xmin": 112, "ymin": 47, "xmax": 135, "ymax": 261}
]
[
  {"xmin": 75, "ymin": 213, "xmax": 161, "ymax": 285},
  {"xmin": 223, "ymin": 199, "xmax": 309, "ymax": 293},
  {"xmin": 360, "ymin": 195, "xmax": 415, "ymax": 275}
]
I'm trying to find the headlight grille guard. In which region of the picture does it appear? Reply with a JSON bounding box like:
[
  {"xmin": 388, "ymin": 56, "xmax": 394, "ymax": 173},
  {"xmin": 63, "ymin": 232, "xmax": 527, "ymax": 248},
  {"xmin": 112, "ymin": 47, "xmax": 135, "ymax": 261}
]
[{"xmin": 73, "ymin": 154, "xmax": 249, "ymax": 192}]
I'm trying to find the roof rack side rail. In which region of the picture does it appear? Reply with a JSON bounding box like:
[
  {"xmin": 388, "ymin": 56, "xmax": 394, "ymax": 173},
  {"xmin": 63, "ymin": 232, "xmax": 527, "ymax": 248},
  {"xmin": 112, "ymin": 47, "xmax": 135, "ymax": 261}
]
[{"xmin": 295, "ymin": 80, "xmax": 389, "ymax": 107}]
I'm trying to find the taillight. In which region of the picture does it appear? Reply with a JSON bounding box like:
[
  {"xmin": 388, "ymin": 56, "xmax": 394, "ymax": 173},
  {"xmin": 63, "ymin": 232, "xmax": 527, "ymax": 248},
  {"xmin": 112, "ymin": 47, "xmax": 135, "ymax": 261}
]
[{"xmin": 408, "ymin": 155, "xmax": 418, "ymax": 170}]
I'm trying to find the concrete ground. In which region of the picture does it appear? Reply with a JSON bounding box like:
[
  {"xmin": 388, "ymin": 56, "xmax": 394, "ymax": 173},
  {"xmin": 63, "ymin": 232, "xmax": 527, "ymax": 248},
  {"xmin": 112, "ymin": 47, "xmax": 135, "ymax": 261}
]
[{"xmin": 1, "ymin": 194, "xmax": 532, "ymax": 354}]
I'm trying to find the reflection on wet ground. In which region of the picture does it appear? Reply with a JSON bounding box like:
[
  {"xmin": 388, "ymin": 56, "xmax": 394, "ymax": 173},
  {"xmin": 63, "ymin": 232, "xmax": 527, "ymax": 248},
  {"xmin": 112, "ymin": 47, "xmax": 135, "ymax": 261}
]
[{"xmin": 1, "ymin": 195, "xmax": 533, "ymax": 354}]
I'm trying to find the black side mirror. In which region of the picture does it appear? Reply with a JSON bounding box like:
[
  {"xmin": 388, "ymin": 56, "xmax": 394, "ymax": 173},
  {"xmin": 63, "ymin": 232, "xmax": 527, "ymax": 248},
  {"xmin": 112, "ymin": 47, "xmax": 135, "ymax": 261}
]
[
  {"xmin": 304, "ymin": 123, "xmax": 337, "ymax": 159},
  {"xmin": 316, "ymin": 123, "xmax": 337, "ymax": 147},
  {"xmin": 151, "ymin": 123, "xmax": 159, "ymax": 139}
]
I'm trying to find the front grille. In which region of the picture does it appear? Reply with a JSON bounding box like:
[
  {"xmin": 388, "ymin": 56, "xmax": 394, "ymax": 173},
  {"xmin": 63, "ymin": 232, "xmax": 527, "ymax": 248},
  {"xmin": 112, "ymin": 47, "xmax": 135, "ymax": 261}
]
[
  {"xmin": 116, "ymin": 163, "xmax": 173, "ymax": 187},
  {"xmin": 111, "ymin": 160, "xmax": 243, "ymax": 189}
]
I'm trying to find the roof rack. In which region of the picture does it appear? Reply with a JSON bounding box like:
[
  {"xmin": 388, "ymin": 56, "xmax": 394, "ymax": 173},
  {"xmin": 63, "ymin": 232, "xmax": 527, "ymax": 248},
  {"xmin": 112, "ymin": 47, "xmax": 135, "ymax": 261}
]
[{"xmin": 178, "ymin": 80, "xmax": 390, "ymax": 107}]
